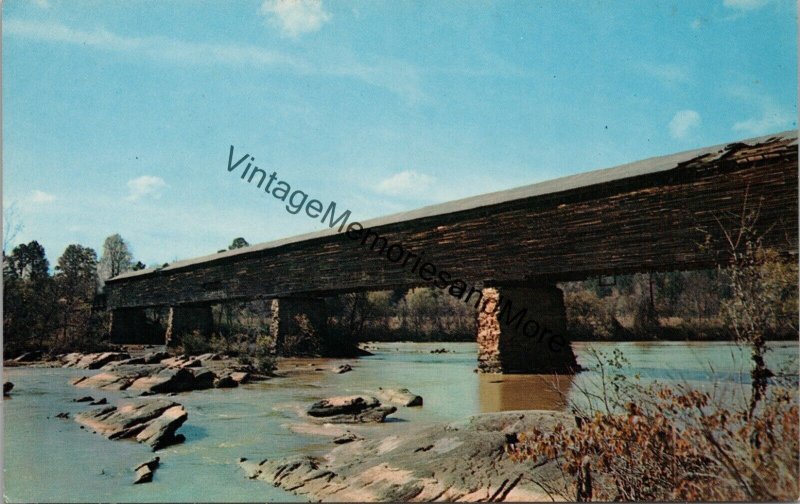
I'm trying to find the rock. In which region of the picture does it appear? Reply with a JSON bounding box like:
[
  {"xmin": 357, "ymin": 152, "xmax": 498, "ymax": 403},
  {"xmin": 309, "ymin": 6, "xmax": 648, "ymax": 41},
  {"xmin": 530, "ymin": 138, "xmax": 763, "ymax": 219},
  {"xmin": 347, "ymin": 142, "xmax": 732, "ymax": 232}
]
[
  {"xmin": 308, "ymin": 396, "xmax": 380, "ymax": 417},
  {"xmin": 307, "ymin": 396, "xmax": 396, "ymax": 424},
  {"xmin": 13, "ymin": 350, "xmax": 43, "ymax": 362},
  {"xmin": 133, "ymin": 465, "xmax": 153, "ymax": 484},
  {"xmin": 55, "ymin": 412, "xmax": 70, "ymax": 419},
  {"xmin": 73, "ymin": 396, "xmax": 95, "ymax": 403},
  {"xmin": 196, "ymin": 353, "xmax": 220, "ymax": 362},
  {"xmin": 135, "ymin": 456, "xmax": 160, "ymax": 471},
  {"xmin": 332, "ymin": 364, "xmax": 353, "ymax": 374},
  {"xmin": 3, "ymin": 381, "xmax": 14, "ymax": 396},
  {"xmin": 102, "ymin": 357, "xmax": 146, "ymax": 369},
  {"xmin": 73, "ymin": 365, "xmax": 164, "ymax": 391},
  {"xmin": 128, "ymin": 367, "xmax": 196, "ymax": 394},
  {"xmin": 239, "ymin": 457, "xmax": 265, "ymax": 479},
  {"xmin": 161, "ymin": 356, "xmax": 201, "ymax": 368},
  {"xmin": 214, "ymin": 375, "xmax": 238, "ymax": 388},
  {"xmin": 75, "ymin": 399, "xmax": 187, "ymax": 451},
  {"xmin": 376, "ymin": 387, "xmax": 423, "ymax": 407},
  {"xmin": 229, "ymin": 372, "xmax": 250, "ymax": 384},
  {"xmin": 142, "ymin": 351, "xmax": 170, "ymax": 364},
  {"xmin": 90, "ymin": 398, "xmax": 108, "ymax": 405},
  {"xmin": 135, "ymin": 405, "xmax": 188, "ymax": 450},
  {"xmin": 333, "ymin": 432, "xmax": 362, "ymax": 444},
  {"xmin": 61, "ymin": 353, "xmax": 84, "ymax": 367},
  {"xmin": 189, "ymin": 368, "xmax": 217, "ymax": 390},
  {"xmin": 240, "ymin": 411, "xmax": 573, "ymax": 502},
  {"xmin": 430, "ymin": 348, "xmax": 449, "ymax": 354},
  {"xmin": 64, "ymin": 352, "xmax": 131, "ymax": 370},
  {"xmin": 133, "ymin": 457, "xmax": 160, "ymax": 484}
]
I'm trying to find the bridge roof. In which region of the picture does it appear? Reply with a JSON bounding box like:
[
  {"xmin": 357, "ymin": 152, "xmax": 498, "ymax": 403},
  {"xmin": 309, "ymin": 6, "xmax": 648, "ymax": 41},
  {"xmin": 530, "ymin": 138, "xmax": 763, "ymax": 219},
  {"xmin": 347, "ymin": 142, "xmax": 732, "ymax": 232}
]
[{"xmin": 109, "ymin": 129, "xmax": 797, "ymax": 283}]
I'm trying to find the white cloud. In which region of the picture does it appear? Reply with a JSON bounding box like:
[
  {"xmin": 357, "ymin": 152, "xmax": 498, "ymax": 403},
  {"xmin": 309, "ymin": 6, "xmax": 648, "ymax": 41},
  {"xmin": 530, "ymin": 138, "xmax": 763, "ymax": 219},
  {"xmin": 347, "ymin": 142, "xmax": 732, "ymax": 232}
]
[
  {"xmin": 32, "ymin": 0, "xmax": 50, "ymax": 7},
  {"xmin": 4, "ymin": 19, "xmax": 422, "ymax": 102},
  {"xmin": 668, "ymin": 110, "xmax": 702, "ymax": 139},
  {"xmin": 126, "ymin": 175, "xmax": 167, "ymax": 201},
  {"xmin": 375, "ymin": 170, "xmax": 435, "ymax": 197},
  {"xmin": 732, "ymin": 101, "xmax": 794, "ymax": 135},
  {"xmin": 260, "ymin": 0, "xmax": 331, "ymax": 38},
  {"xmin": 29, "ymin": 190, "xmax": 56, "ymax": 203},
  {"xmin": 723, "ymin": 0, "xmax": 770, "ymax": 11}
]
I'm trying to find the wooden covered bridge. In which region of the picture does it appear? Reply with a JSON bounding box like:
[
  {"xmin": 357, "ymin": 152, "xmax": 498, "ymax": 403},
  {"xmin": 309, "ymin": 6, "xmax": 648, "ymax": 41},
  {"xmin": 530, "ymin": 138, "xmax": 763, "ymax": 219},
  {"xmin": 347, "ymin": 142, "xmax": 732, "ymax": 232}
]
[{"xmin": 105, "ymin": 131, "xmax": 798, "ymax": 373}]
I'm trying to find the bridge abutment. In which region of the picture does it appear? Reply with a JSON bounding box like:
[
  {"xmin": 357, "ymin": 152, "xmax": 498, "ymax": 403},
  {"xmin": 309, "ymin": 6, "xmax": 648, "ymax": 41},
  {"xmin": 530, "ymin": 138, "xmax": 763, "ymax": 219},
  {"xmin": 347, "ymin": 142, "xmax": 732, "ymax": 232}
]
[
  {"xmin": 476, "ymin": 284, "xmax": 578, "ymax": 373},
  {"xmin": 165, "ymin": 304, "xmax": 214, "ymax": 347},
  {"xmin": 269, "ymin": 297, "xmax": 327, "ymax": 355}
]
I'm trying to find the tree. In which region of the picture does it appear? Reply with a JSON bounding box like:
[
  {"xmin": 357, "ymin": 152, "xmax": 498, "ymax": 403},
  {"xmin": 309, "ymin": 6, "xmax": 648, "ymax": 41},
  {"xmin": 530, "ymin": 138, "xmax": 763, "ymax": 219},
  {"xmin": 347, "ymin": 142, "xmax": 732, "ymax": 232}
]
[
  {"xmin": 3, "ymin": 241, "xmax": 56, "ymax": 354},
  {"xmin": 5, "ymin": 240, "xmax": 49, "ymax": 281},
  {"xmin": 55, "ymin": 244, "xmax": 98, "ymax": 345},
  {"xmin": 2, "ymin": 202, "xmax": 24, "ymax": 255},
  {"xmin": 229, "ymin": 237, "xmax": 249, "ymax": 250},
  {"xmin": 98, "ymin": 234, "xmax": 133, "ymax": 281},
  {"xmin": 707, "ymin": 190, "xmax": 797, "ymax": 417},
  {"xmin": 132, "ymin": 261, "xmax": 146, "ymax": 271}
]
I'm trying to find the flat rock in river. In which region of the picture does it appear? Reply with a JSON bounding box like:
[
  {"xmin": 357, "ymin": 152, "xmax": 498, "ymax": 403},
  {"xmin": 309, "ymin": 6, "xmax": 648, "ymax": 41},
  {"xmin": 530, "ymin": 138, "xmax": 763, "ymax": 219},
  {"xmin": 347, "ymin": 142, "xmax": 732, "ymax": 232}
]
[
  {"xmin": 240, "ymin": 410, "xmax": 572, "ymax": 502},
  {"xmin": 76, "ymin": 398, "xmax": 187, "ymax": 451},
  {"xmin": 376, "ymin": 387, "xmax": 423, "ymax": 407}
]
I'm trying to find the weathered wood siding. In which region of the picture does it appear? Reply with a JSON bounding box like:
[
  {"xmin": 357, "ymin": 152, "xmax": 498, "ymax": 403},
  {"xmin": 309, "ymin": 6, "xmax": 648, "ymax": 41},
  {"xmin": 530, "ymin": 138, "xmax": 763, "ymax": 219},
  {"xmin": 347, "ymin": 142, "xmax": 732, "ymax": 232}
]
[{"xmin": 106, "ymin": 136, "xmax": 798, "ymax": 309}]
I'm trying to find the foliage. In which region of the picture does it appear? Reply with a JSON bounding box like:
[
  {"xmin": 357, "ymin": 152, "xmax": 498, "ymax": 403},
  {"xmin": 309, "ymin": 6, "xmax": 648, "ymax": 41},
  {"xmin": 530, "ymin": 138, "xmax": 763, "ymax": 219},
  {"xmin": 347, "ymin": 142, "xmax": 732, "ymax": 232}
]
[
  {"xmin": 510, "ymin": 350, "xmax": 800, "ymax": 501},
  {"xmin": 3, "ymin": 241, "xmax": 58, "ymax": 354},
  {"xmin": 565, "ymin": 290, "xmax": 616, "ymax": 339},
  {"xmin": 281, "ymin": 313, "xmax": 322, "ymax": 356},
  {"xmin": 180, "ymin": 329, "xmax": 211, "ymax": 355}
]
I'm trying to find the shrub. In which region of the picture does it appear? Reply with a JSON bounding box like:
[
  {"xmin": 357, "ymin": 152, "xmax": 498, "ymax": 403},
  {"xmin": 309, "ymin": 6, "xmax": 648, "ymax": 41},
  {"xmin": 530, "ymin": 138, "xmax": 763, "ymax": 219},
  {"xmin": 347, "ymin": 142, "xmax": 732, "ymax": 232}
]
[
  {"xmin": 179, "ymin": 329, "xmax": 210, "ymax": 355},
  {"xmin": 510, "ymin": 349, "xmax": 800, "ymax": 501},
  {"xmin": 280, "ymin": 314, "xmax": 321, "ymax": 356}
]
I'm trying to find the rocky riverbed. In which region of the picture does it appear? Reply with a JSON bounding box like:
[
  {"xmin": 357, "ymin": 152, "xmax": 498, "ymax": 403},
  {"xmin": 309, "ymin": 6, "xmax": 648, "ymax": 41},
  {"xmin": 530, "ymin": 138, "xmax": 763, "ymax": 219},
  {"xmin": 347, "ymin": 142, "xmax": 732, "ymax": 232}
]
[{"xmin": 240, "ymin": 410, "xmax": 571, "ymax": 501}]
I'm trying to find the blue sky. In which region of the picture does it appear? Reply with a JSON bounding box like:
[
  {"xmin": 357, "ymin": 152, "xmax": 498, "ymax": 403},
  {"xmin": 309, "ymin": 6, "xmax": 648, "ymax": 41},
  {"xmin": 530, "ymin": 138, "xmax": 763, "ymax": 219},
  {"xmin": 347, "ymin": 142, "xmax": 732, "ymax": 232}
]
[{"xmin": 3, "ymin": 0, "xmax": 797, "ymax": 267}]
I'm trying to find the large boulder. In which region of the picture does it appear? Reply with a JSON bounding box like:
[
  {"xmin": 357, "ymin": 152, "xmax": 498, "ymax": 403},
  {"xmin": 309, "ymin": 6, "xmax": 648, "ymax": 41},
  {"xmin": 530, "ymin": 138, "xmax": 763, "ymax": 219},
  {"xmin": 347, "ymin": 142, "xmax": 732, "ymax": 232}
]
[
  {"xmin": 127, "ymin": 368, "xmax": 197, "ymax": 394},
  {"xmin": 189, "ymin": 368, "xmax": 216, "ymax": 390},
  {"xmin": 135, "ymin": 405, "xmax": 188, "ymax": 450},
  {"xmin": 376, "ymin": 387, "xmax": 423, "ymax": 407},
  {"xmin": 76, "ymin": 399, "xmax": 187, "ymax": 451},
  {"xmin": 307, "ymin": 396, "xmax": 396, "ymax": 423},
  {"xmin": 214, "ymin": 375, "xmax": 238, "ymax": 388}
]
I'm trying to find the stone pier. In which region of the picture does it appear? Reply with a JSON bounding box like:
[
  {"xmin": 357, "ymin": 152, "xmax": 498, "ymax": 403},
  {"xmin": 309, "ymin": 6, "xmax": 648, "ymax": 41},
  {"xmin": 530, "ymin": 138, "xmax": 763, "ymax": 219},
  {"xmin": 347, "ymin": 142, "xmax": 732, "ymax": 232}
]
[
  {"xmin": 269, "ymin": 297, "xmax": 327, "ymax": 355},
  {"xmin": 164, "ymin": 305, "xmax": 214, "ymax": 347},
  {"xmin": 476, "ymin": 284, "xmax": 578, "ymax": 373}
]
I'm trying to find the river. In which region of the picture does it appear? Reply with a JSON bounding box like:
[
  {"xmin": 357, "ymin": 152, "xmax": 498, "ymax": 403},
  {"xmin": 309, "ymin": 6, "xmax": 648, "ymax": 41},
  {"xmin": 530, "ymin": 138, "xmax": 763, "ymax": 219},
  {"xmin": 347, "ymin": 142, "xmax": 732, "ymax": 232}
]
[{"xmin": 3, "ymin": 341, "xmax": 797, "ymax": 502}]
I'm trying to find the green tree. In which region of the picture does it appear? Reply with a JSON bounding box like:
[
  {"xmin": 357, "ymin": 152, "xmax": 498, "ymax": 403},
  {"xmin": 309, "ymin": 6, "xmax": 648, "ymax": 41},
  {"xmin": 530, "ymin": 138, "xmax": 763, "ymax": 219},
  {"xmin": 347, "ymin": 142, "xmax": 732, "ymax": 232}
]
[
  {"xmin": 3, "ymin": 241, "xmax": 57, "ymax": 354},
  {"xmin": 55, "ymin": 244, "xmax": 99, "ymax": 347}
]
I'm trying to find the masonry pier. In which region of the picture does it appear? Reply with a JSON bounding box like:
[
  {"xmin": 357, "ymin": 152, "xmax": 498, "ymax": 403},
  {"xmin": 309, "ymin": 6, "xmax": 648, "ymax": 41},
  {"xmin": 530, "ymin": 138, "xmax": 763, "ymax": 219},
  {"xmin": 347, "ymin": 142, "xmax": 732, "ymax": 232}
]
[{"xmin": 477, "ymin": 284, "xmax": 578, "ymax": 373}]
